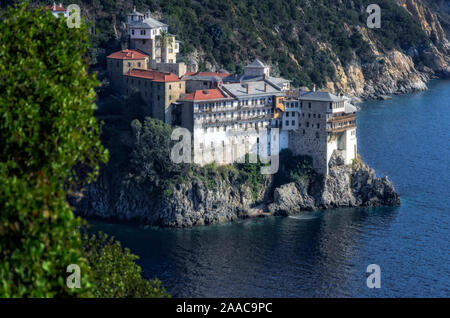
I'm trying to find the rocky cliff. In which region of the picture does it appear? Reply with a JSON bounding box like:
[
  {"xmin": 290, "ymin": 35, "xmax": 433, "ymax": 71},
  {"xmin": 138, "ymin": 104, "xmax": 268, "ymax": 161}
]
[
  {"xmin": 72, "ymin": 119, "xmax": 400, "ymax": 228},
  {"xmin": 74, "ymin": 172, "xmax": 273, "ymax": 227},
  {"xmin": 324, "ymin": 0, "xmax": 450, "ymax": 99},
  {"xmin": 268, "ymin": 152, "xmax": 400, "ymax": 215}
]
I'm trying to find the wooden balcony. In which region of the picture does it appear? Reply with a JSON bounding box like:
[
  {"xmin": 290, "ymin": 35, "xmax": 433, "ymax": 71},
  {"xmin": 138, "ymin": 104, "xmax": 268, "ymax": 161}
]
[
  {"xmin": 326, "ymin": 123, "xmax": 356, "ymax": 133},
  {"xmin": 200, "ymin": 114, "xmax": 273, "ymax": 128},
  {"xmin": 326, "ymin": 112, "xmax": 356, "ymax": 123}
]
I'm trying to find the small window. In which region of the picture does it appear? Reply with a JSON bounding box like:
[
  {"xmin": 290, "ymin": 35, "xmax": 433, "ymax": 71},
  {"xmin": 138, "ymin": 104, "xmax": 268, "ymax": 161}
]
[
  {"xmin": 285, "ymin": 120, "xmax": 289, "ymax": 126},
  {"xmin": 292, "ymin": 120, "xmax": 295, "ymax": 126},
  {"xmin": 138, "ymin": 62, "xmax": 141, "ymax": 67},
  {"xmin": 308, "ymin": 102, "xmax": 311, "ymax": 108},
  {"xmin": 317, "ymin": 123, "xmax": 320, "ymax": 128},
  {"xmin": 286, "ymin": 112, "xmax": 289, "ymax": 117}
]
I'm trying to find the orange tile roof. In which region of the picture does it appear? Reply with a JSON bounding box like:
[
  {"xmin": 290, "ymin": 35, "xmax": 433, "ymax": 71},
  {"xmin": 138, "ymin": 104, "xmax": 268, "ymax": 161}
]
[
  {"xmin": 181, "ymin": 89, "xmax": 228, "ymax": 101},
  {"xmin": 106, "ymin": 49, "xmax": 148, "ymax": 60},
  {"xmin": 124, "ymin": 69, "xmax": 180, "ymax": 82},
  {"xmin": 46, "ymin": 4, "xmax": 66, "ymax": 11},
  {"xmin": 184, "ymin": 72, "xmax": 229, "ymax": 78}
]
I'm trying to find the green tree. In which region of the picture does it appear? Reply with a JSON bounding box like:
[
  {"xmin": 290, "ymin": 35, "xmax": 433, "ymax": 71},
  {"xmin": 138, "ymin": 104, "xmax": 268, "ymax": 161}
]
[
  {"xmin": 0, "ymin": 3, "xmax": 108, "ymax": 297},
  {"xmin": 83, "ymin": 232, "xmax": 170, "ymax": 298},
  {"xmin": 0, "ymin": 4, "xmax": 167, "ymax": 298}
]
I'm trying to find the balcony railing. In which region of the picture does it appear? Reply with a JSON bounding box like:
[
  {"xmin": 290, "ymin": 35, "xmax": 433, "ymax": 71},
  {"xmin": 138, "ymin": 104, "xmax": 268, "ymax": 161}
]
[
  {"xmin": 326, "ymin": 123, "xmax": 356, "ymax": 133},
  {"xmin": 200, "ymin": 114, "xmax": 273, "ymax": 128},
  {"xmin": 326, "ymin": 112, "xmax": 356, "ymax": 123}
]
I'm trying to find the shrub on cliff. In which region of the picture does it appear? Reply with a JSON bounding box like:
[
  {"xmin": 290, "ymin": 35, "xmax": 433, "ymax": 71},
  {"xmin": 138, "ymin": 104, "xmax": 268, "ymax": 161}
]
[
  {"xmin": 273, "ymin": 149, "xmax": 314, "ymax": 188},
  {"xmin": 130, "ymin": 117, "xmax": 191, "ymax": 195}
]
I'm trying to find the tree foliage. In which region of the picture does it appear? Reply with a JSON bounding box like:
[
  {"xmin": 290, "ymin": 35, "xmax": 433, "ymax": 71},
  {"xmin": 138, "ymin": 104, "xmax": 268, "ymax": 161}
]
[
  {"xmin": 0, "ymin": 4, "xmax": 167, "ymax": 298},
  {"xmin": 63, "ymin": 0, "xmax": 429, "ymax": 88},
  {"xmin": 0, "ymin": 3, "xmax": 108, "ymax": 297},
  {"xmin": 83, "ymin": 232, "xmax": 170, "ymax": 298},
  {"xmin": 273, "ymin": 149, "xmax": 314, "ymax": 189}
]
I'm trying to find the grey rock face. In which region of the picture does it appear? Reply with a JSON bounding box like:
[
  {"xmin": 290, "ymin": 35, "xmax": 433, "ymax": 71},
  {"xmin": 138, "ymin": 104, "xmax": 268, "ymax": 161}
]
[
  {"xmin": 267, "ymin": 153, "xmax": 400, "ymax": 215},
  {"xmin": 73, "ymin": 157, "xmax": 400, "ymax": 227},
  {"xmin": 268, "ymin": 180, "xmax": 315, "ymax": 216}
]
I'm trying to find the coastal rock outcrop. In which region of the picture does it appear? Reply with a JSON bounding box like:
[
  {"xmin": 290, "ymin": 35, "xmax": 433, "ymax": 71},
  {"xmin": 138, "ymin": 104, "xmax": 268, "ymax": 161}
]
[
  {"xmin": 72, "ymin": 170, "xmax": 272, "ymax": 227},
  {"xmin": 268, "ymin": 152, "xmax": 400, "ymax": 216},
  {"xmin": 73, "ymin": 151, "xmax": 400, "ymax": 227}
]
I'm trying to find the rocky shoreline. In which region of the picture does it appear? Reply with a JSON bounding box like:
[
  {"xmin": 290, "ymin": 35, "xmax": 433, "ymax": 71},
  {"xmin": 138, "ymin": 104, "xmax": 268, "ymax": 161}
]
[{"xmin": 72, "ymin": 152, "xmax": 400, "ymax": 228}]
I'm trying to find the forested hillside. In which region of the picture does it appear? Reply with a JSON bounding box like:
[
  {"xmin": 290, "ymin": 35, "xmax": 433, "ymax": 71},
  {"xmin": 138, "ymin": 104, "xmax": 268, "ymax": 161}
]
[{"xmin": 11, "ymin": 0, "xmax": 450, "ymax": 97}]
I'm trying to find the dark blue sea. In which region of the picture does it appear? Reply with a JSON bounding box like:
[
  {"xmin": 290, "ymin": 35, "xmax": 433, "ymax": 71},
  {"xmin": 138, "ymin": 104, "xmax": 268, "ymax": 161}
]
[{"xmin": 89, "ymin": 80, "xmax": 450, "ymax": 297}]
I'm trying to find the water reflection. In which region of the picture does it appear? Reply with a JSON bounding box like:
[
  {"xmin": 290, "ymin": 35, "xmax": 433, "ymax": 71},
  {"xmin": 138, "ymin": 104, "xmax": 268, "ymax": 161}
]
[{"xmin": 88, "ymin": 206, "xmax": 400, "ymax": 297}]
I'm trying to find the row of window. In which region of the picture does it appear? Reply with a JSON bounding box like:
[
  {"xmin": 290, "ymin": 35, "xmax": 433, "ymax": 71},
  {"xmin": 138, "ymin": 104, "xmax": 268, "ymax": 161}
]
[
  {"xmin": 287, "ymin": 101, "xmax": 345, "ymax": 111},
  {"xmin": 285, "ymin": 120, "xmax": 296, "ymax": 126},
  {"xmin": 285, "ymin": 121, "xmax": 320, "ymax": 129},
  {"xmin": 130, "ymin": 28, "xmax": 161, "ymax": 36},
  {"xmin": 109, "ymin": 60, "xmax": 144, "ymax": 68},
  {"xmin": 202, "ymin": 121, "xmax": 269, "ymax": 133},
  {"xmin": 196, "ymin": 109, "xmax": 273, "ymax": 121},
  {"xmin": 126, "ymin": 78, "xmax": 182, "ymax": 90},
  {"xmin": 285, "ymin": 111, "xmax": 298, "ymax": 117},
  {"xmin": 286, "ymin": 101, "xmax": 312, "ymax": 109},
  {"xmin": 301, "ymin": 113, "xmax": 321, "ymax": 119}
]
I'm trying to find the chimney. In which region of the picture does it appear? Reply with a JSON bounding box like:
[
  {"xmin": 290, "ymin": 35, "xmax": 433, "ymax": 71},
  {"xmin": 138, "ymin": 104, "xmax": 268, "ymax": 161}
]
[
  {"xmin": 59, "ymin": 3, "xmax": 62, "ymax": 8},
  {"xmin": 131, "ymin": 52, "xmax": 134, "ymax": 58},
  {"xmin": 246, "ymin": 83, "xmax": 249, "ymax": 94},
  {"xmin": 264, "ymin": 82, "xmax": 268, "ymax": 92},
  {"xmin": 53, "ymin": 2, "xmax": 56, "ymax": 10},
  {"xmin": 313, "ymin": 84, "xmax": 316, "ymax": 92},
  {"xmin": 133, "ymin": 6, "xmax": 136, "ymax": 12}
]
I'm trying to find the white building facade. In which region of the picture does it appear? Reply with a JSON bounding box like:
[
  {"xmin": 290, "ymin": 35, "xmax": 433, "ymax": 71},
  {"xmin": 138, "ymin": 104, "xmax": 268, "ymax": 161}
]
[{"xmin": 126, "ymin": 8, "xmax": 179, "ymax": 64}]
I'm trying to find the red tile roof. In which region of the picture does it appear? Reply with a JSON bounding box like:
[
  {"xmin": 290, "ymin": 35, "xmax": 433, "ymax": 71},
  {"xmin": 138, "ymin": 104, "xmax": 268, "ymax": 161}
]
[
  {"xmin": 46, "ymin": 4, "xmax": 66, "ymax": 12},
  {"xmin": 107, "ymin": 50, "xmax": 149, "ymax": 60},
  {"xmin": 181, "ymin": 89, "xmax": 228, "ymax": 101},
  {"xmin": 124, "ymin": 69, "xmax": 180, "ymax": 82},
  {"xmin": 184, "ymin": 72, "xmax": 230, "ymax": 78}
]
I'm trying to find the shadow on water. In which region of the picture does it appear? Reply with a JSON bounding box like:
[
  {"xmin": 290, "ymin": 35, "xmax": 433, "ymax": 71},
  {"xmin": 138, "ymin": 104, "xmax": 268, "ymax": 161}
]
[{"xmin": 88, "ymin": 205, "xmax": 401, "ymax": 297}]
